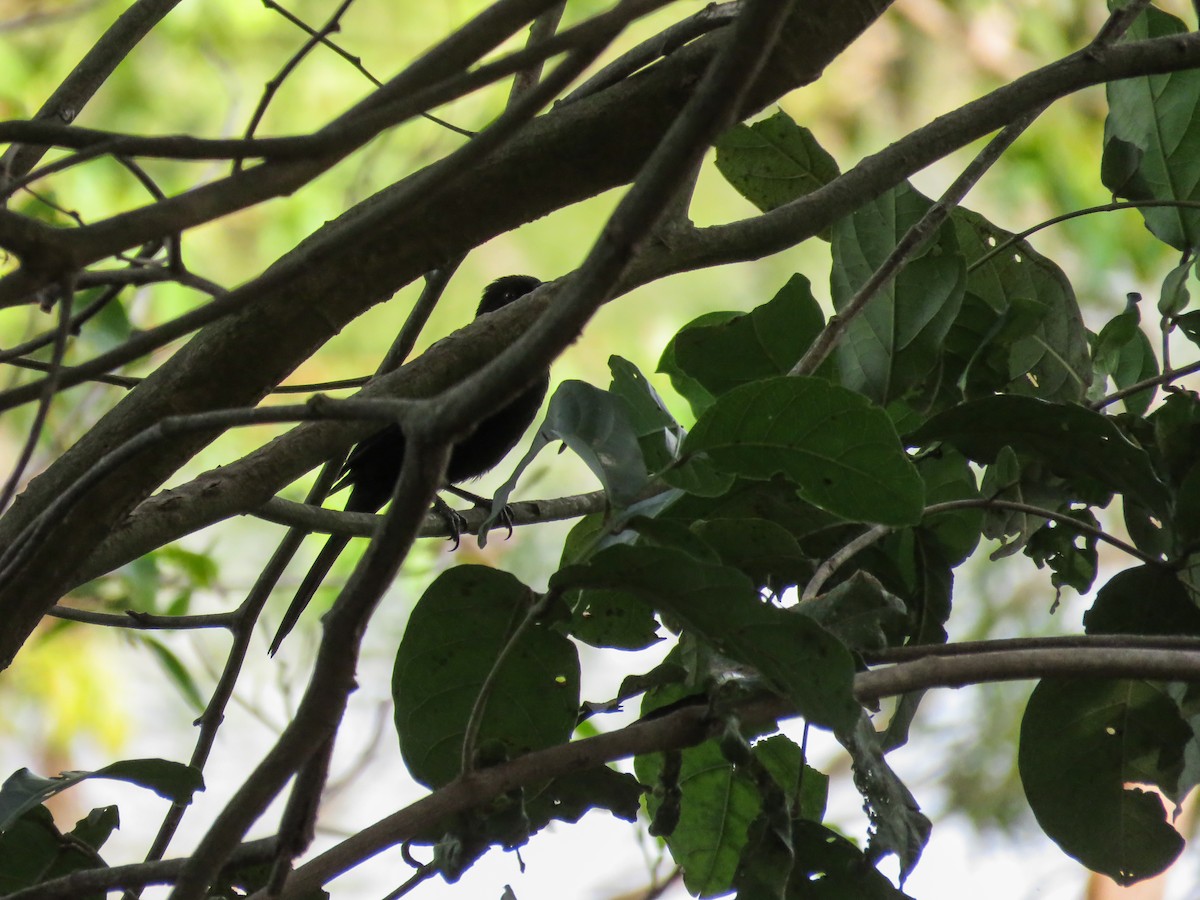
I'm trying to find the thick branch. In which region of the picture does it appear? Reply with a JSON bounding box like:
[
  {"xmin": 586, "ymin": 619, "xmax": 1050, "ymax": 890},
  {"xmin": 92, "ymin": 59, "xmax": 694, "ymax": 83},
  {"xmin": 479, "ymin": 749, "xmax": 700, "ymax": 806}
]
[{"xmin": 0, "ymin": 1, "xmax": 890, "ymax": 669}]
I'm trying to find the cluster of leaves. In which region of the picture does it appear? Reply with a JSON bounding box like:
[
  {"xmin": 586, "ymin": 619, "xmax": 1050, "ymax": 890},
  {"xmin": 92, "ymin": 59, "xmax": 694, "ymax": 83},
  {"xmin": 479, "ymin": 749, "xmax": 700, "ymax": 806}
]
[
  {"xmin": 386, "ymin": 7, "xmax": 1200, "ymax": 894},
  {"xmin": 11, "ymin": 4, "xmax": 1200, "ymax": 898}
]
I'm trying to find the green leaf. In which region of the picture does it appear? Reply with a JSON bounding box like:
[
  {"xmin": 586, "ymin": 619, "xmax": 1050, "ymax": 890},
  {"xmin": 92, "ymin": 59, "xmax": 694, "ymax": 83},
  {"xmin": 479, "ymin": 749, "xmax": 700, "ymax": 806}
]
[
  {"xmin": 831, "ymin": 183, "xmax": 966, "ymax": 404},
  {"xmin": 673, "ymin": 274, "xmax": 828, "ymax": 397},
  {"xmin": 0, "ymin": 760, "xmax": 202, "ymax": 833},
  {"xmin": 1159, "ymin": 258, "xmax": 1193, "ymax": 316},
  {"xmin": 692, "ymin": 518, "xmax": 815, "ymax": 596},
  {"xmin": 1149, "ymin": 391, "xmax": 1200, "ymax": 486},
  {"xmin": 485, "ymin": 380, "xmax": 650, "ymax": 539},
  {"xmin": 1019, "ymin": 678, "xmax": 1190, "ymax": 884},
  {"xmin": 139, "ymin": 636, "xmax": 206, "ymax": 712},
  {"xmin": 568, "ymin": 585, "xmax": 663, "ymax": 650},
  {"xmin": 684, "ymin": 377, "xmax": 924, "ymax": 526},
  {"xmin": 951, "ymin": 208, "xmax": 1090, "ymax": 403},
  {"xmin": 636, "ymin": 737, "xmax": 763, "ymax": 896},
  {"xmin": 69, "ymin": 806, "xmax": 119, "ymax": 852},
  {"xmin": 1025, "ymin": 506, "xmax": 1100, "ymax": 594},
  {"xmin": 555, "ymin": 546, "xmax": 860, "ymax": 731},
  {"xmin": 659, "ymin": 310, "xmax": 738, "ymax": 417},
  {"xmin": 799, "ymin": 572, "xmax": 908, "ymax": 653},
  {"xmin": 788, "ymin": 820, "xmax": 914, "ymax": 898},
  {"xmin": 910, "ymin": 395, "xmax": 1170, "ymax": 515},
  {"xmin": 1092, "ymin": 295, "xmax": 1157, "ymax": 416},
  {"xmin": 392, "ymin": 566, "xmax": 580, "ymax": 788},
  {"xmin": 839, "ymin": 714, "xmax": 930, "ymax": 883},
  {"xmin": 1103, "ymin": 5, "xmax": 1200, "ymax": 250},
  {"xmin": 916, "ymin": 450, "xmax": 981, "ymax": 567},
  {"xmin": 1084, "ymin": 566, "xmax": 1200, "ymax": 636},
  {"xmin": 0, "ymin": 807, "xmax": 105, "ymax": 898},
  {"xmin": 608, "ymin": 356, "xmax": 734, "ymax": 498},
  {"xmin": 715, "ymin": 110, "xmax": 840, "ymax": 214},
  {"xmin": 525, "ymin": 767, "xmax": 643, "ymax": 831}
]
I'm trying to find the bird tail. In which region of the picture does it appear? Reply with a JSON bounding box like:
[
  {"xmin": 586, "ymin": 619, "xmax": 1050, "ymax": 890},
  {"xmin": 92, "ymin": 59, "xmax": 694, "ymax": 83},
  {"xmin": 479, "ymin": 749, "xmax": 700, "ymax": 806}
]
[{"xmin": 268, "ymin": 533, "xmax": 352, "ymax": 656}]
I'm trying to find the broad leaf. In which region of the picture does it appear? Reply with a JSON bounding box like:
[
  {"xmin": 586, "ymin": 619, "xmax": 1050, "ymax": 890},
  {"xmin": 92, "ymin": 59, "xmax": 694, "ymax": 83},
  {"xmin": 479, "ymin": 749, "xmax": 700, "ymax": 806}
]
[
  {"xmin": 1084, "ymin": 566, "xmax": 1200, "ymax": 636},
  {"xmin": 1020, "ymin": 678, "xmax": 1190, "ymax": 884},
  {"xmin": 0, "ymin": 760, "xmax": 202, "ymax": 832},
  {"xmin": 485, "ymin": 379, "xmax": 650, "ymax": 538},
  {"xmin": 392, "ymin": 566, "xmax": 580, "ymax": 788},
  {"xmin": 555, "ymin": 545, "xmax": 860, "ymax": 732},
  {"xmin": 684, "ymin": 376, "xmax": 924, "ymax": 526},
  {"xmin": 951, "ymin": 208, "xmax": 1091, "ymax": 404},
  {"xmin": 1102, "ymin": 6, "xmax": 1200, "ymax": 250},
  {"xmin": 910, "ymin": 395, "xmax": 1170, "ymax": 515},
  {"xmin": 715, "ymin": 110, "xmax": 840, "ymax": 214},
  {"xmin": 831, "ymin": 183, "xmax": 966, "ymax": 404},
  {"xmin": 672, "ymin": 274, "xmax": 828, "ymax": 397}
]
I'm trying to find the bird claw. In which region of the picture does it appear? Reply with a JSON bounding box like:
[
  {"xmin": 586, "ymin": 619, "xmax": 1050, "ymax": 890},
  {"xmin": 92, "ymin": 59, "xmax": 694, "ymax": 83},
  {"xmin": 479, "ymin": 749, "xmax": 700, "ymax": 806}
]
[
  {"xmin": 495, "ymin": 503, "xmax": 515, "ymax": 540},
  {"xmin": 433, "ymin": 496, "xmax": 469, "ymax": 549},
  {"xmin": 434, "ymin": 491, "xmax": 516, "ymax": 548}
]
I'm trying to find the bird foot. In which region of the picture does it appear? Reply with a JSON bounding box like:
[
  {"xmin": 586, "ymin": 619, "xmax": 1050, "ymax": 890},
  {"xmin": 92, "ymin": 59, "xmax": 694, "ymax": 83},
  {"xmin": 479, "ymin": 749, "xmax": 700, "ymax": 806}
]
[
  {"xmin": 436, "ymin": 488, "xmax": 516, "ymax": 548},
  {"xmin": 433, "ymin": 495, "xmax": 470, "ymax": 549}
]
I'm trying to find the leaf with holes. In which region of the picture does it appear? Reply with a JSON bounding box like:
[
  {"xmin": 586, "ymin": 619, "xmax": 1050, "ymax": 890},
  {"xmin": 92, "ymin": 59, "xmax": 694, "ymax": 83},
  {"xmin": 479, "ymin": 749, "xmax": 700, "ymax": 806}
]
[{"xmin": 393, "ymin": 567, "xmax": 580, "ymax": 788}]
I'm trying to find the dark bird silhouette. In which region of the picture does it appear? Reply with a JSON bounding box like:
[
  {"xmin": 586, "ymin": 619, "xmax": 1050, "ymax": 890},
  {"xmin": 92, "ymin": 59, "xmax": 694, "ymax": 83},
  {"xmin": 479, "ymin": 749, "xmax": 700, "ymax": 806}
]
[{"xmin": 269, "ymin": 274, "xmax": 546, "ymax": 655}]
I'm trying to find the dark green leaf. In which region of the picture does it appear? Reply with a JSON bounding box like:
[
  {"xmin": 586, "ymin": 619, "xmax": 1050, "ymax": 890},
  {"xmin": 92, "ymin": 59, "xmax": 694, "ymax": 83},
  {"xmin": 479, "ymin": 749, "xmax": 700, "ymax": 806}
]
[
  {"xmin": 0, "ymin": 806, "xmax": 105, "ymax": 898},
  {"xmin": 68, "ymin": 806, "xmax": 118, "ymax": 852},
  {"xmin": 839, "ymin": 714, "xmax": 930, "ymax": 883},
  {"xmin": 788, "ymin": 820, "xmax": 913, "ymax": 898},
  {"xmin": 1024, "ymin": 506, "xmax": 1100, "ymax": 594},
  {"xmin": 684, "ymin": 377, "xmax": 924, "ymax": 526},
  {"xmin": 692, "ymin": 518, "xmax": 815, "ymax": 596},
  {"xmin": 659, "ymin": 310, "xmax": 738, "ymax": 417},
  {"xmin": 673, "ymin": 274, "xmax": 828, "ymax": 397},
  {"xmin": 0, "ymin": 759, "xmax": 202, "ymax": 832},
  {"xmin": 1084, "ymin": 566, "xmax": 1200, "ymax": 636},
  {"xmin": 525, "ymin": 767, "xmax": 643, "ymax": 832},
  {"xmin": 1091, "ymin": 295, "xmax": 1158, "ymax": 416},
  {"xmin": 636, "ymin": 737, "xmax": 762, "ymax": 897},
  {"xmin": 555, "ymin": 546, "xmax": 860, "ymax": 731},
  {"xmin": 799, "ymin": 572, "xmax": 908, "ymax": 653},
  {"xmin": 951, "ymin": 208, "xmax": 1090, "ymax": 404},
  {"xmin": 486, "ymin": 380, "xmax": 650, "ymax": 534},
  {"xmin": 910, "ymin": 395, "xmax": 1169, "ymax": 515},
  {"xmin": 1103, "ymin": 6, "xmax": 1200, "ymax": 250},
  {"xmin": 916, "ymin": 450, "xmax": 981, "ymax": 567},
  {"xmin": 1019, "ymin": 678, "xmax": 1189, "ymax": 884},
  {"xmin": 831, "ymin": 184, "xmax": 966, "ymax": 405},
  {"xmin": 393, "ymin": 567, "xmax": 580, "ymax": 788},
  {"xmin": 1160, "ymin": 259, "xmax": 1193, "ymax": 316},
  {"xmin": 1150, "ymin": 391, "xmax": 1200, "ymax": 486}
]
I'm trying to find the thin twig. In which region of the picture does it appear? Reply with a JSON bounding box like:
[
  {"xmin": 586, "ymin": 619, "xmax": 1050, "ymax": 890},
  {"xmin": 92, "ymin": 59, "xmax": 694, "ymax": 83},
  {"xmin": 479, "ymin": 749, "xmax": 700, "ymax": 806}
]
[
  {"xmin": 802, "ymin": 524, "xmax": 890, "ymax": 600},
  {"xmin": 1093, "ymin": 357, "xmax": 1200, "ymax": 410},
  {"xmin": 238, "ymin": 0, "xmax": 357, "ymax": 173},
  {"xmin": 460, "ymin": 592, "xmax": 547, "ymax": 774},
  {"xmin": 925, "ymin": 497, "xmax": 1164, "ymax": 567},
  {"xmin": 47, "ymin": 605, "xmax": 235, "ymax": 629},
  {"xmin": 0, "ymin": 282, "xmax": 73, "ymax": 511},
  {"xmin": 260, "ymin": 0, "xmax": 471, "ymax": 137}
]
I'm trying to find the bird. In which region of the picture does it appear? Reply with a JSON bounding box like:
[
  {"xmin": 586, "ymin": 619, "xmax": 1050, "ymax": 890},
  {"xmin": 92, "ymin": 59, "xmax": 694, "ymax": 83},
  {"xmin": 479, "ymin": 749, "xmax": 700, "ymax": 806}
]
[{"xmin": 268, "ymin": 274, "xmax": 547, "ymax": 656}]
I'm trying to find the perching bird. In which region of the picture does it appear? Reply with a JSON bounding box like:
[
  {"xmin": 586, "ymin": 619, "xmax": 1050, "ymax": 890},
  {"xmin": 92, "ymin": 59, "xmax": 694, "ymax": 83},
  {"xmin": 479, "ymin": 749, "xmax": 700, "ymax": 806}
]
[{"xmin": 268, "ymin": 274, "xmax": 546, "ymax": 656}]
